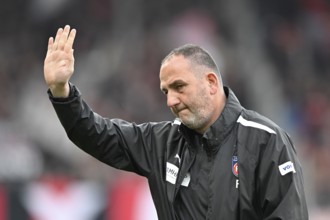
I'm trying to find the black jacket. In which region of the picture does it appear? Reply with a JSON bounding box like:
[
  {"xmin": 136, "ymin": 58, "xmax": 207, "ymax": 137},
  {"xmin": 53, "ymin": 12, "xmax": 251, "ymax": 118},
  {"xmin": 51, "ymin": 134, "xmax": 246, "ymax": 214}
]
[{"xmin": 49, "ymin": 85, "xmax": 308, "ymax": 220}]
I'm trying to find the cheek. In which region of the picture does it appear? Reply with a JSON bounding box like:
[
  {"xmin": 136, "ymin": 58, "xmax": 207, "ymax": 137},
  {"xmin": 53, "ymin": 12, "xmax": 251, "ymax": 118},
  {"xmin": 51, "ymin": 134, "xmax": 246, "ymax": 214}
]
[
  {"xmin": 198, "ymin": 89, "xmax": 213, "ymax": 109},
  {"xmin": 186, "ymin": 91, "xmax": 205, "ymax": 110},
  {"xmin": 197, "ymin": 85, "xmax": 210, "ymax": 99}
]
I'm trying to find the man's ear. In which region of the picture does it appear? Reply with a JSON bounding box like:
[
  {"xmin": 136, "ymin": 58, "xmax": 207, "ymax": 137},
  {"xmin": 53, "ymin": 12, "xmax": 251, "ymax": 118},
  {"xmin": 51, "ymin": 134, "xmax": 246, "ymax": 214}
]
[{"xmin": 206, "ymin": 72, "xmax": 219, "ymax": 95}]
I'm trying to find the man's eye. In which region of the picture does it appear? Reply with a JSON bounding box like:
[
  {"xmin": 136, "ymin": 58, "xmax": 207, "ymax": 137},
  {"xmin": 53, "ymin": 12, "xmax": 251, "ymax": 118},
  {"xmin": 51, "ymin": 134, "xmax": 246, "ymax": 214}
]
[{"xmin": 176, "ymin": 85, "xmax": 184, "ymax": 90}]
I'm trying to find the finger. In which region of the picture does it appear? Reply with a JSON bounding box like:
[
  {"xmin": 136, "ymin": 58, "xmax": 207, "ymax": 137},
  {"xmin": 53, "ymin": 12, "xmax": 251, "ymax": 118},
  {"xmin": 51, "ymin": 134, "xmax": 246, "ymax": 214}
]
[
  {"xmin": 58, "ymin": 25, "xmax": 71, "ymax": 50},
  {"xmin": 46, "ymin": 37, "xmax": 54, "ymax": 56},
  {"xmin": 53, "ymin": 28, "xmax": 63, "ymax": 50},
  {"xmin": 64, "ymin": 29, "xmax": 76, "ymax": 53}
]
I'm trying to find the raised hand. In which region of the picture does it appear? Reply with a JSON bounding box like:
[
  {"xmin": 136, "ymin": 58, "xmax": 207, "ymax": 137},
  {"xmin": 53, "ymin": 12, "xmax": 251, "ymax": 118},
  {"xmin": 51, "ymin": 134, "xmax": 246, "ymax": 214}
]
[{"xmin": 44, "ymin": 25, "xmax": 76, "ymax": 97}]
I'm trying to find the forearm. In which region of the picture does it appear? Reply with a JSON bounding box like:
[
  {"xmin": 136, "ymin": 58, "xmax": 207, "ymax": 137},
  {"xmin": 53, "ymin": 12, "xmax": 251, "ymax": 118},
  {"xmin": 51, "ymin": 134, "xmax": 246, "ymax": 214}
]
[
  {"xmin": 48, "ymin": 83, "xmax": 83, "ymax": 132},
  {"xmin": 48, "ymin": 84, "xmax": 154, "ymax": 175}
]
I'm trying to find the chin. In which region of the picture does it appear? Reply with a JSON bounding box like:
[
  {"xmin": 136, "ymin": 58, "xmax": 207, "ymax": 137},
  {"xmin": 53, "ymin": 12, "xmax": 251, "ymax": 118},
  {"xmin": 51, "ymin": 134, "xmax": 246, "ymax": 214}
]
[{"xmin": 181, "ymin": 119, "xmax": 197, "ymax": 129}]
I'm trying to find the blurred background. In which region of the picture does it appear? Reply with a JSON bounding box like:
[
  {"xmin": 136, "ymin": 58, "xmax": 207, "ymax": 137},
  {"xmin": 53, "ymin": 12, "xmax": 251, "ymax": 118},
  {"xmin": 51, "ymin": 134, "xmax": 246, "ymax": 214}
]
[{"xmin": 1, "ymin": 0, "xmax": 330, "ymax": 219}]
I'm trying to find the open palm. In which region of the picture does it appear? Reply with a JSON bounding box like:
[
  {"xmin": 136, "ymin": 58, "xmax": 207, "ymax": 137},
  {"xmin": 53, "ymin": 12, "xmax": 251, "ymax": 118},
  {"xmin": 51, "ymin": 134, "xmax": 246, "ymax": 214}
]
[{"xmin": 44, "ymin": 25, "xmax": 76, "ymax": 97}]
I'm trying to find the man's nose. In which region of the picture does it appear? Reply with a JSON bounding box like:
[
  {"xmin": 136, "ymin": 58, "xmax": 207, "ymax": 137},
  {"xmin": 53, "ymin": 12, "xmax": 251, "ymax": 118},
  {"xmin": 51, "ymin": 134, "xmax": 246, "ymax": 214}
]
[{"xmin": 167, "ymin": 92, "xmax": 180, "ymax": 107}]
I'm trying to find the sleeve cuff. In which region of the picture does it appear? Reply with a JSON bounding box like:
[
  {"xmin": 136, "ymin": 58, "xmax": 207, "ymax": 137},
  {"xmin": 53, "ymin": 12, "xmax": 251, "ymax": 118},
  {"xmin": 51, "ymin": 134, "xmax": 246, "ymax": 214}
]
[{"xmin": 48, "ymin": 83, "xmax": 79, "ymax": 102}]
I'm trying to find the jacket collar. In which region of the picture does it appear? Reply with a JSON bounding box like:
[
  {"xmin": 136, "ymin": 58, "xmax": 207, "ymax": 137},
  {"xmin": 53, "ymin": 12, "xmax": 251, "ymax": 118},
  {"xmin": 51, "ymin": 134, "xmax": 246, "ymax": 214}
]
[{"xmin": 179, "ymin": 86, "xmax": 243, "ymax": 153}]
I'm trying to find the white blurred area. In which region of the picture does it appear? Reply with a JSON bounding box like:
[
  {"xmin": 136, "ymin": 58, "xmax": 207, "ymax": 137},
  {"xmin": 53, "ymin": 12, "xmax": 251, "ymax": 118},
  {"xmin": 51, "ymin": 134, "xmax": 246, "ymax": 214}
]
[{"xmin": 1, "ymin": 0, "xmax": 330, "ymax": 219}]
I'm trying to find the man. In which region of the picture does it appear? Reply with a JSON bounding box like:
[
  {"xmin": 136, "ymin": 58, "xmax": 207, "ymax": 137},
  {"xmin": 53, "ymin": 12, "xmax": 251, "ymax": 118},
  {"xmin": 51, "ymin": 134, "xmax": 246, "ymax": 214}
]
[{"xmin": 44, "ymin": 25, "xmax": 308, "ymax": 219}]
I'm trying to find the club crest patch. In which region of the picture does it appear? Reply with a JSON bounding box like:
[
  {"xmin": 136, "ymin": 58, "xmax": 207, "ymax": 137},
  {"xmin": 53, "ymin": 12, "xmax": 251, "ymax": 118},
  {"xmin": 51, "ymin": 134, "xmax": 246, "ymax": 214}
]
[{"xmin": 232, "ymin": 156, "xmax": 238, "ymax": 177}]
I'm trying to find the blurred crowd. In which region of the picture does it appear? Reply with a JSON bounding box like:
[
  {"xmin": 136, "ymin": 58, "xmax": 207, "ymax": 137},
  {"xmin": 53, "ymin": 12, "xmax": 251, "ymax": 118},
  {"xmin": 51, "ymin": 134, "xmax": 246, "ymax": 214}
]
[{"xmin": 1, "ymin": 0, "xmax": 330, "ymax": 219}]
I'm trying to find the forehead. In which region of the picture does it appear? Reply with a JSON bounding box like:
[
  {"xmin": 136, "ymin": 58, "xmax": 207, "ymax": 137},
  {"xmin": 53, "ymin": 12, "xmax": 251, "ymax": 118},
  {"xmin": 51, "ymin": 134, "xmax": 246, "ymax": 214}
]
[
  {"xmin": 160, "ymin": 55, "xmax": 193, "ymax": 82},
  {"xmin": 161, "ymin": 54, "xmax": 190, "ymax": 71}
]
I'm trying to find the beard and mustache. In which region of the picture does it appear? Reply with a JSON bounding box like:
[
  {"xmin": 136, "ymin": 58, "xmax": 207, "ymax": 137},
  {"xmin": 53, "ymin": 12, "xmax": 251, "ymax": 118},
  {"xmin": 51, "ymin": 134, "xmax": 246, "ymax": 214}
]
[{"xmin": 170, "ymin": 88, "xmax": 212, "ymax": 132}]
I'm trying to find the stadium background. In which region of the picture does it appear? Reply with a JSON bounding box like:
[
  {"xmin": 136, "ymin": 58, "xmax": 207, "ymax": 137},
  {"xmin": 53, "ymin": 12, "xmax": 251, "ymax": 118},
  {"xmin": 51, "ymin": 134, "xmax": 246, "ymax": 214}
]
[{"xmin": 1, "ymin": 0, "xmax": 330, "ymax": 219}]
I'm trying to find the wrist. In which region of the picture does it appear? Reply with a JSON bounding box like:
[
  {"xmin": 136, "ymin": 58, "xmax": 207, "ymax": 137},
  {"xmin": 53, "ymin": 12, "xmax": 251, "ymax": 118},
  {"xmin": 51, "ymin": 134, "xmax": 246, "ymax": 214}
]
[{"xmin": 49, "ymin": 83, "xmax": 70, "ymax": 98}]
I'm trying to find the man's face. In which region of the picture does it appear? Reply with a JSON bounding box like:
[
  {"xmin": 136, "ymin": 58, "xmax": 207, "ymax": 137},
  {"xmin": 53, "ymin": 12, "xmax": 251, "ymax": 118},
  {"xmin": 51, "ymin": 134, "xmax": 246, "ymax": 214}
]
[{"xmin": 159, "ymin": 55, "xmax": 214, "ymax": 133}]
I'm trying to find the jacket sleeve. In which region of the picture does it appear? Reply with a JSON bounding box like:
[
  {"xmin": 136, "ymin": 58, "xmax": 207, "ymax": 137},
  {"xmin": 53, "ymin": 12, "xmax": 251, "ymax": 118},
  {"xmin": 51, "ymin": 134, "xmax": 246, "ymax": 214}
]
[
  {"xmin": 48, "ymin": 84, "xmax": 166, "ymax": 177},
  {"xmin": 257, "ymin": 129, "xmax": 309, "ymax": 220}
]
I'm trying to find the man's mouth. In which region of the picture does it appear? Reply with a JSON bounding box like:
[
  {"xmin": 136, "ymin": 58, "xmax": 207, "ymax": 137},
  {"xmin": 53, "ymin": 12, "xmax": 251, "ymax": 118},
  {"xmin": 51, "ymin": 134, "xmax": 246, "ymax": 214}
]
[{"xmin": 174, "ymin": 107, "xmax": 188, "ymax": 115}]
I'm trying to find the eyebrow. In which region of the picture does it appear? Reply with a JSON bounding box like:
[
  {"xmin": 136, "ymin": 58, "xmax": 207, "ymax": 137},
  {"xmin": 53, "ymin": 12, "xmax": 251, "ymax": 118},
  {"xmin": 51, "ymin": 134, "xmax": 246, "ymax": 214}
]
[{"xmin": 160, "ymin": 79, "xmax": 187, "ymax": 92}]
